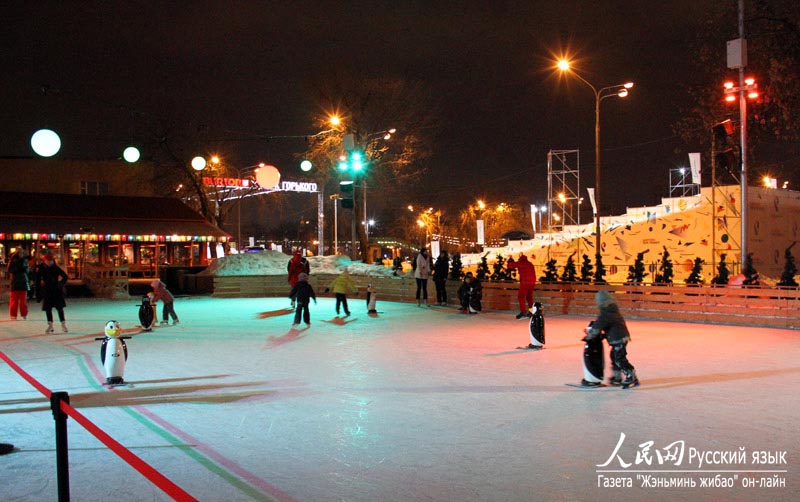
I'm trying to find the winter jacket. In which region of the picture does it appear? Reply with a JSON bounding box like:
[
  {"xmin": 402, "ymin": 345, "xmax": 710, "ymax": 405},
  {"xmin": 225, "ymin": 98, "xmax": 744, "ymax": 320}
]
[
  {"xmin": 414, "ymin": 253, "xmax": 431, "ymax": 280},
  {"xmin": 8, "ymin": 255, "xmax": 29, "ymax": 292},
  {"xmin": 433, "ymin": 256, "xmax": 449, "ymax": 282},
  {"xmin": 507, "ymin": 255, "xmax": 536, "ymax": 286},
  {"xmin": 586, "ymin": 303, "xmax": 631, "ymax": 345},
  {"xmin": 287, "ymin": 253, "xmax": 310, "ymax": 287},
  {"xmin": 328, "ymin": 273, "xmax": 357, "ymax": 295},
  {"xmin": 289, "ymin": 281, "xmax": 316, "ymax": 304},
  {"xmin": 150, "ymin": 280, "xmax": 175, "ymax": 303},
  {"xmin": 39, "ymin": 263, "xmax": 68, "ymax": 310}
]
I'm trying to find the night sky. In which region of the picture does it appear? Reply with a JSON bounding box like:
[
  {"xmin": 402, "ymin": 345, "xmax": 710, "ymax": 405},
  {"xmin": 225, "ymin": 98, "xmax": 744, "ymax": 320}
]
[{"xmin": 2, "ymin": 1, "xmax": 719, "ymax": 220}]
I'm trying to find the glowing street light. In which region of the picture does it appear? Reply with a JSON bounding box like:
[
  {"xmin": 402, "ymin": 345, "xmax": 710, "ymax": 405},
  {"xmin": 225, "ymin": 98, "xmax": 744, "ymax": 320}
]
[
  {"xmin": 31, "ymin": 129, "xmax": 61, "ymax": 157},
  {"xmin": 557, "ymin": 58, "xmax": 634, "ymax": 255}
]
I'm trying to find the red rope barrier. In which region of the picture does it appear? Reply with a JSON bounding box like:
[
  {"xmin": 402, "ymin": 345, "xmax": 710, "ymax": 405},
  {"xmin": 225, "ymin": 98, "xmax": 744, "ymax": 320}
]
[
  {"xmin": 0, "ymin": 350, "xmax": 53, "ymax": 398},
  {"xmin": 61, "ymin": 401, "xmax": 197, "ymax": 501},
  {"xmin": 1, "ymin": 350, "xmax": 197, "ymax": 502}
]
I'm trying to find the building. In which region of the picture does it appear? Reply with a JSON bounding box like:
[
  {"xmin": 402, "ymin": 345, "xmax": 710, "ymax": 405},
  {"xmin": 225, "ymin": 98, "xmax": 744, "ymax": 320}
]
[{"xmin": 0, "ymin": 159, "xmax": 228, "ymax": 298}]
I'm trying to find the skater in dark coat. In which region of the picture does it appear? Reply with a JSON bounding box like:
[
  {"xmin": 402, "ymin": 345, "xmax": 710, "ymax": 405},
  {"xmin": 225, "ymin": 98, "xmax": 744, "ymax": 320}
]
[
  {"xmin": 289, "ymin": 273, "xmax": 316, "ymax": 326},
  {"xmin": 457, "ymin": 272, "xmax": 482, "ymax": 314},
  {"xmin": 432, "ymin": 250, "xmax": 449, "ymax": 306},
  {"xmin": 584, "ymin": 290, "xmax": 639, "ymax": 388},
  {"xmin": 38, "ymin": 253, "xmax": 68, "ymax": 333}
]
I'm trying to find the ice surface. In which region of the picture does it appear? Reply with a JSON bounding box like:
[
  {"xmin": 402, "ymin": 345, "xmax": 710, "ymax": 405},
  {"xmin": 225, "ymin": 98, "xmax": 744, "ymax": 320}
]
[{"xmin": 1, "ymin": 297, "xmax": 798, "ymax": 501}]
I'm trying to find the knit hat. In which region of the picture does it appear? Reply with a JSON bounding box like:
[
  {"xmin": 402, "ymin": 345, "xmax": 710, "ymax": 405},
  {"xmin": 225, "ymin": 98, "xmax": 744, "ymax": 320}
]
[
  {"xmin": 595, "ymin": 290, "xmax": 616, "ymax": 308},
  {"xmin": 298, "ymin": 273, "xmax": 309, "ymax": 281}
]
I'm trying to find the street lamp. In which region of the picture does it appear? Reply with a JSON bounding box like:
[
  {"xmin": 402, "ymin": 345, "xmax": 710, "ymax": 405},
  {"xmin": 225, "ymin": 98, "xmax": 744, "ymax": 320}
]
[{"xmin": 557, "ymin": 59, "xmax": 633, "ymax": 255}]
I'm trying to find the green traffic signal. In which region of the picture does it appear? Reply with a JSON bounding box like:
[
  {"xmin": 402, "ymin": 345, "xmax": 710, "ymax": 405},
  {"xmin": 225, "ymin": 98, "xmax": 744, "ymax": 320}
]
[{"xmin": 337, "ymin": 151, "xmax": 365, "ymax": 172}]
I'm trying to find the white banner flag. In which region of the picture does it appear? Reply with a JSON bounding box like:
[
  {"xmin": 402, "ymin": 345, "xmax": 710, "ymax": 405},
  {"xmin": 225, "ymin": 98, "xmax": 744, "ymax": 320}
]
[
  {"xmin": 477, "ymin": 219, "xmax": 485, "ymax": 245},
  {"xmin": 587, "ymin": 188, "xmax": 597, "ymax": 215},
  {"xmin": 430, "ymin": 239, "xmax": 440, "ymax": 258},
  {"xmin": 688, "ymin": 153, "xmax": 701, "ymax": 185},
  {"xmin": 530, "ymin": 204, "xmax": 537, "ymax": 232}
]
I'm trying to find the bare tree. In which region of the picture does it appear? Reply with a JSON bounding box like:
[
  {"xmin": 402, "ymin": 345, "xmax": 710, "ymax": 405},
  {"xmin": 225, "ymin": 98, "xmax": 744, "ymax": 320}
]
[{"xmin": 302, "ymin": 73, "xmax": 439, "ymax": 262}]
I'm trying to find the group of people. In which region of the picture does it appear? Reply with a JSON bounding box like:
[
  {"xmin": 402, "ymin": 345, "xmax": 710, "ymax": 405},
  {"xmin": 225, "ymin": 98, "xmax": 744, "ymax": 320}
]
[
  {"xmin": 410, "ymin": 248, "xmax": 540, "ymax": 317},
  {"xmin": 7, "ymin": 250, "xmax": 70, "ymax": 333}
]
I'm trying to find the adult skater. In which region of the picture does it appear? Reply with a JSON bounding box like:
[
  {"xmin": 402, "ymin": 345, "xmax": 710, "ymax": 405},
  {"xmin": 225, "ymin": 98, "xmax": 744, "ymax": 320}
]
[
  {"xmin": 289, "ymin": 273, "xmax": 316, "ymax": 327},
  {"xmin": 7, "ymin": 249, "xmax": 29, "ymax": 320},
  {"xmin": 413, "ymin": 248, "xmax": 431, "ymax": 307},
  {"xmin": 38, "ymin": 253, "xmax": 68, "ymax": 333},
  {"xmin": 458, "ymin": 272, "xmax": 482, "ymax": 314},
  {"xmin": 432, "ymin": 250, "xmax": 449, "ymax": 306},
  {"xmin": 583, "ymin": 290, "xmax": 640, "ymax": 388},
  {"xmin": 287, "ymin": 250, "xmax": 310, "ymax": 308},
  {"xmin": 327, "ymin": 270, "xmax": 357, "ymax": 316},
  {"xmin": 506, "ymin": 253, "xmax": 536, "ymax": 320}
]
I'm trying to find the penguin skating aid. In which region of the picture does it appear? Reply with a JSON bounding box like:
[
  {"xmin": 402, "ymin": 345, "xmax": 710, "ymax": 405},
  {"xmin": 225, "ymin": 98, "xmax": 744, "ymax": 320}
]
[
  {"xmin": 138, "ymin": 293, "xmax": 156, "ymax": 331},
  {"xmin": 565, "ymin": 321, "xmax": 606, "ymax": 388},
  {"xmin": 518, "ymin": 302, "xmax": 545, "ymax": 350},
  {"xmin": 95, "ymin": 321, "xmax": 132, "ymax": 385}
]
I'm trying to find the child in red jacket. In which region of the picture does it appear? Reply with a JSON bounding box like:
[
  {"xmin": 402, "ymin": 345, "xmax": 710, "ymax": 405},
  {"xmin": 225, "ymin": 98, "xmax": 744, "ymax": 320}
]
[{"xmin": 150, "ymin": 280, "xmax": 179, "ymax": 325}]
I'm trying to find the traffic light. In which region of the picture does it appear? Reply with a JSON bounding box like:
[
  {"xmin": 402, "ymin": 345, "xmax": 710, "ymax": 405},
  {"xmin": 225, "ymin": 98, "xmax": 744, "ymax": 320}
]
[
  {"xmin": 337, "ymin": 150, "xmax": 365, "ymax": 172},
  {"xmin": 340, "ymin": 180, "xmax": 354, "ymax": 209},
  {"xmin": 716, "ymin": 148, "xmax": 739, "ymax": 178}
]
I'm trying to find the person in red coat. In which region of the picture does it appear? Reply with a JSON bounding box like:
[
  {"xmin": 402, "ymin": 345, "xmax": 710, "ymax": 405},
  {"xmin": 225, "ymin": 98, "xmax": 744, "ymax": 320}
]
[
  {"xmin": 287, "ymin": 250, "xmax": 310, "ymax": 308},
  {"xmin": 506, "ymin": 253, "xmax": 537, "ymax": 319}
]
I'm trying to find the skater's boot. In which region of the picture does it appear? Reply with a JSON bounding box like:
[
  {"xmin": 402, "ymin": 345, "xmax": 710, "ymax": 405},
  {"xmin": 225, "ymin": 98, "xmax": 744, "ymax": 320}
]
[
  {"xmin": 417, "ymin": 299, "xmax": 422, "ymax": 307},
  {"xmin": 45, "ymin": 321, "xmax": 54, "ymax": 334},
  {"xmin": 609, "ymin": 370, "xmax": 623, "ymax": 386},
  {"xmin": 621, "ymin": 369, "xmax": 639, "ymax": 389},
  {"xmin": 61, "ymin": 321, "xmax": 68, "ymax": 333}
]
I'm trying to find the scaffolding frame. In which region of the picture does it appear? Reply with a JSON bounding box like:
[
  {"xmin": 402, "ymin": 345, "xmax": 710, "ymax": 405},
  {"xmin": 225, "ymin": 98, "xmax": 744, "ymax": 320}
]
[{"xmin": 546, "ymin": 149, "xmax": 581, "ymax": 231}]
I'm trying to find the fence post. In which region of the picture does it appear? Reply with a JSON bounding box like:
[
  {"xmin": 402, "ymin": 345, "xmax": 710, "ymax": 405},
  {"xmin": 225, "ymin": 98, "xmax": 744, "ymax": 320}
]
[{"xmin": 50, "ymin": 391, "xmax": 70, "ymax": 502}]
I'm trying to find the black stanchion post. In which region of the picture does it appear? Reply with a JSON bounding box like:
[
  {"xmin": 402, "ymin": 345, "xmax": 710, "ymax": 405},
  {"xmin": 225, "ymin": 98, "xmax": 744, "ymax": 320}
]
[{"xmin": 50, "ymin": 391, "xmax": 70, "ymax": 502}]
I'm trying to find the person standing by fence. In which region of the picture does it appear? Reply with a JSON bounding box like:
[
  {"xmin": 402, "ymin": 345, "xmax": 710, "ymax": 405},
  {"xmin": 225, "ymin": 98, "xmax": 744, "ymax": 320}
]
[{"xmin": 414, "ymin": 248, "xmax": 431, "ymax": 307}]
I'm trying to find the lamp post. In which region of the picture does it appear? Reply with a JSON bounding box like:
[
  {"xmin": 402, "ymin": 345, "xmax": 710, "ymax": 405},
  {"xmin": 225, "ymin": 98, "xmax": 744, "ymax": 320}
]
[{"xmin": 557, "ymin": 59, "xmax": 633, "ymax": 256}]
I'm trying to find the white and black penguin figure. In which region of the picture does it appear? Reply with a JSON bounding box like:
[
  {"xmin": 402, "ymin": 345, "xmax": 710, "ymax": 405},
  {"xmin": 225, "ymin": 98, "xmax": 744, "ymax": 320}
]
[
  {"xmin": 581, "ymin": 321, "xmax": 605, "ymax": 386},
  {"xmin": 527, "ymin": 302, "xmax": 545, "ymax": 349},
  {"xmin": 97, "ymin": 321, "xmax": 130, "ymax": 385},
  {"xmin": 138, "ymin": 292, "xmax": 156, "ymax": 331},
  {"xmin": 366, "ymin": 284, "xmax": 378, "ymax": 314}
]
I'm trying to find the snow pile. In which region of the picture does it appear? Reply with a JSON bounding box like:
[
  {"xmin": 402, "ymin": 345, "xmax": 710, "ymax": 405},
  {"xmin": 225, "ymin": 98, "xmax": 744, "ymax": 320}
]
[{"xmin": 200, "ymin": 250, "xmax": 396, "ymax": 277}]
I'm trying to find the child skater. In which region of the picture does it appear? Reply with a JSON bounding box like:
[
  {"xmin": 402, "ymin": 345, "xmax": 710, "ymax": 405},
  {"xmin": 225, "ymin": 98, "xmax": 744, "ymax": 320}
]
[
  {"xmin": 583, "ymin": 290, "xmax": 640, "ymax": 388},
  {"xmin": 289, "ymin": 273, "xmax": 316, "ymax": 327},
  {"xmin": 150, "ymin": 279, "xmax": 179, "ymax": 325},
  {"xmin": 327, "ymin": 270, "xmax": 357, "ymax": 316}
]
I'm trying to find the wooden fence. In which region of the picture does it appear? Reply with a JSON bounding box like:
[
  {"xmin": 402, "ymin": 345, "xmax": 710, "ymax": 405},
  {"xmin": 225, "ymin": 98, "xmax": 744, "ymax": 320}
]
[{"xmin": 212, "ymin": 275, "xmax": 800, "ymax": 329}]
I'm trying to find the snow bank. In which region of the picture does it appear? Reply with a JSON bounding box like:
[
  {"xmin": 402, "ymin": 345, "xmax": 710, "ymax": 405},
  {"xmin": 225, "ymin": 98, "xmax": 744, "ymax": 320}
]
[{"xmin": 200, "ymin": 250, "xmax": 397, "ymax": 277}]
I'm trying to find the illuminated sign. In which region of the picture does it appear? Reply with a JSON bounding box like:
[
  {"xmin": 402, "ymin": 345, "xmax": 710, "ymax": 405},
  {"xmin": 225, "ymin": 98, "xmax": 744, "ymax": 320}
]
[
  {"xmin": 202, "ymin": 177, "xmax": 253, "ymax": 188},
  {"xmin": 278, "ymin": 181, "xmax": 318, "ymax": 193}
]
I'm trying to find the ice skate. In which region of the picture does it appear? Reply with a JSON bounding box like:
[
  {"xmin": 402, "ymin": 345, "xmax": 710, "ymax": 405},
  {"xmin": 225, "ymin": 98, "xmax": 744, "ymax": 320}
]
[
  {"xmin": 609, "ymin": 371, "xmax": 623, "ymax": 386},
  {"xmin": 515, "ymin": 312, "xmax": 527, "ymax": 320},
  {"xmin": 621, "ymin": 370, "xmax": 640, "ymax": 389},
  {"xmin": 45, "ymin": 321, "xmax": 54, "ymax": 334},
  {"xmin": 172, "ymin": 319, "xmax": 180, "ymax": 325},
  {"xmin": 61, "ymin": 321, "xmax": 68, "ymax": 333}
]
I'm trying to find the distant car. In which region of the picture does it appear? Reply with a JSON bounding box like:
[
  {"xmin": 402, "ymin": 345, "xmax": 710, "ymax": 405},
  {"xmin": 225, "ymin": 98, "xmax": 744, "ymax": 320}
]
[{"xmin": 243, "ymin": 246, "xmax": 265, "ymax": 253}]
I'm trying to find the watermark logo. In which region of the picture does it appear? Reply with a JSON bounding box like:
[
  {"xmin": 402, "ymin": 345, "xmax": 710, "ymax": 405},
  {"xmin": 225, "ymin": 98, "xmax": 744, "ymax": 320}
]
[{"xmin": 596, "ymin": 433, "xmax": 788, "ymax": 490}]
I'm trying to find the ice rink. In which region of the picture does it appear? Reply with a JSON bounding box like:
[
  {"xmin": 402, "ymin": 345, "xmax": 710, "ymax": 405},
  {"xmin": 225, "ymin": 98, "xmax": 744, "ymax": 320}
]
[{"xmin": 1, "ymin": 296, "xmax": 798, "ymax": 501}]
